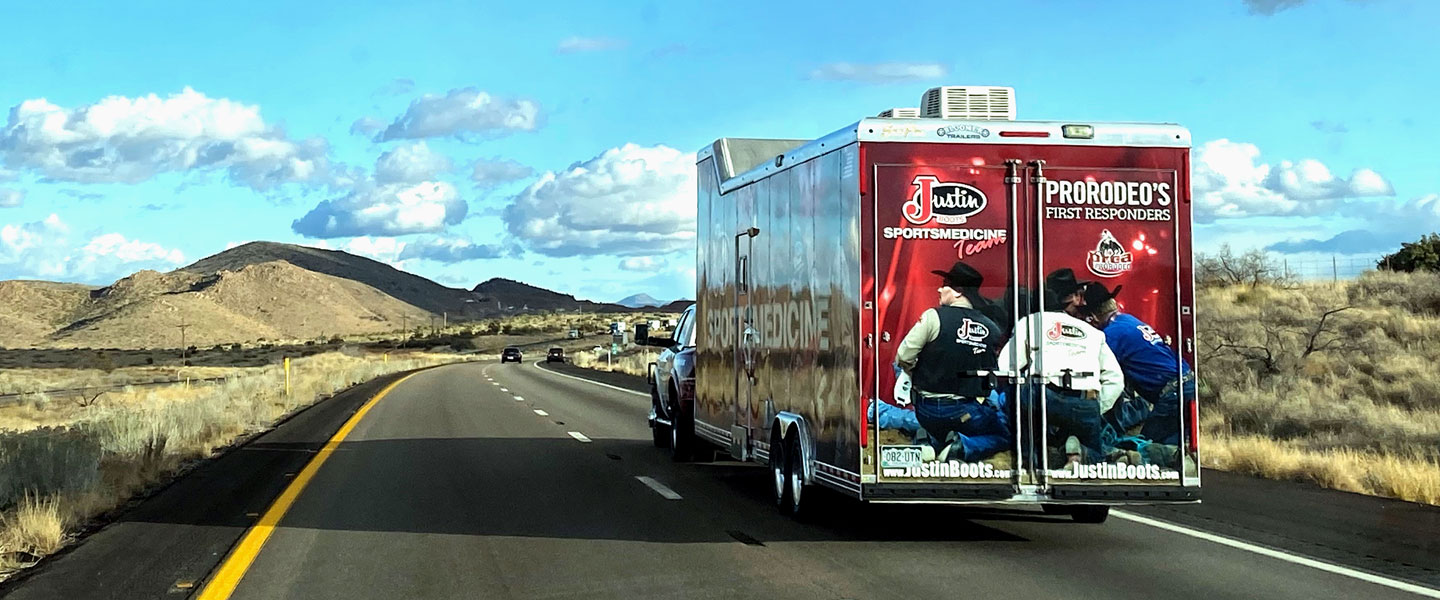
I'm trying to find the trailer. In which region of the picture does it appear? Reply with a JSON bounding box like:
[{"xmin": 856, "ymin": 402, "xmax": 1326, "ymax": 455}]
[{"xmin": 688, "ymin": 86, "xmax": 1200, "ymax": 520}]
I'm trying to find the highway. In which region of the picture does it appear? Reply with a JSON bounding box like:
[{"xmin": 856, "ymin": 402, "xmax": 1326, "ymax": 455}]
[{"xmin": 4, "ymin": 360, "xmax": 1438, "ymax": 599}]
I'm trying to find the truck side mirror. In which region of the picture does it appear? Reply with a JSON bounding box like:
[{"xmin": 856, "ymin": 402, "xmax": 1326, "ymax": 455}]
[{"xmin": 635, "ymin": 323, "xmax": 651, "ymax": 346}]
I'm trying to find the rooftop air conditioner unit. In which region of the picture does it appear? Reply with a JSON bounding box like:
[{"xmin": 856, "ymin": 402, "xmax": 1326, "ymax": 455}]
[
  {"xmin": 919, "ymin": 86, "xmax": 1015, "ymax": 120},
  {"xmin": 877, "ymin": 107, "xmax": 920, "ymax": 118}
]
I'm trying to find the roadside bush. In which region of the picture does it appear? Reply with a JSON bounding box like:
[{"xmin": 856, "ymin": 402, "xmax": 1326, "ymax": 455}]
[{"xmin": 0, "ymin": 428, "xmax": 102, "ymax": 512}]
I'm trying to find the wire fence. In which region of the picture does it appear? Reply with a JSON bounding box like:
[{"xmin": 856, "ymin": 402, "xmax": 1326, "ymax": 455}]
[{"xmin": 1274, "ymin": 254, "xmax": 1389, "ymax": 282}]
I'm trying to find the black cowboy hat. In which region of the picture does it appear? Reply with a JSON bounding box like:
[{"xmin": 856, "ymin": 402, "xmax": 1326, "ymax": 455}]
[
  {"xmin": 1082, "ymin": 281, "xmax": 1123, "ymax": 310},
  {"xmin": 1044, "ymin": 268, "xmax": 1082, "ymax": 298},
  {"xmin": 931, "ymin": 261, "xmax": 983, "ymax": 290}
]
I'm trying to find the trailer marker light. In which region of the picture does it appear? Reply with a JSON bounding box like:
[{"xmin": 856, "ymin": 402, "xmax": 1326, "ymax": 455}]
[
  {"xmin": 1062, "ymin": 124, "xmax": 1094, "ymax": 139},
  {"xmin": 999, "ymin": 131, "xmax": 1049, "ymax": 138}
]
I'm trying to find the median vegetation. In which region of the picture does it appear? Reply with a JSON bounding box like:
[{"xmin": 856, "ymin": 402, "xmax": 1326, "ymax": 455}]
[
  {"xmin": 0, "ymin": 350, "xmax": 472, "ymax": 577},
  {"xmin": 1196, "ymin": 249, "xmax": 1440, "ymax": 505}
]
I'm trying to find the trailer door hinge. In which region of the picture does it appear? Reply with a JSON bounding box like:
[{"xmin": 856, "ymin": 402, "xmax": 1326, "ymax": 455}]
[{"xmin": 865, "ymin": 333, "xmax": 874, "ymax": 348}]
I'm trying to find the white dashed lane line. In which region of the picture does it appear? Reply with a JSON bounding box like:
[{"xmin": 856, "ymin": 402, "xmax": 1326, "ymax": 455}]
[
  {"xmin": 500, "ymin": 387, "xmax": 509, "ymax": 393},
  {"xmin": 533, "ymin": 409, "xmax": 549, "ymax": 416},
  {"xmin": 567, "ymin": 431, "xmax": 592, "ymax": 443},
  {"xmin": 513, "ymin": 396, "xmax": 525, "ymax": 402},
  {"xmin": 635, "ymin": 476, "xmax": 682, "ymax": 500}
]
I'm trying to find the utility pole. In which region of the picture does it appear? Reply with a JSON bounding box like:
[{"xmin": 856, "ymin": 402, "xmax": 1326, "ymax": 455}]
[
  {"xmin": 177, "ymin": 319, "xmax": 191, "ymax": 361},
  {"xmin": 401, "ymin": 315, "xmax": 408, "ymax": 339},
  {"xmin": 443, "ymin": 312, "xmax": 448, "ymax": 330}
]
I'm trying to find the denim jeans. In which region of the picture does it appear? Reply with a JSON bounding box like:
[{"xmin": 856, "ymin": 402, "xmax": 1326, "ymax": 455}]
[
  {"xmin": 1019, "ymin": 385, "xmax": 1105, "ymax": 465},
  {"xmin": 913, "ymin": 392, "xmax": 1011, "ymax": 462},
  {"xmin": 1141, "ymin": 374, "xmax": 1194, "ymax": 446}
]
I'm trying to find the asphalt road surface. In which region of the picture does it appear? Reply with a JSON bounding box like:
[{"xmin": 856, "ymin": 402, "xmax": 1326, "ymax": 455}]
[{"xmin": 5, "ymin": 360, "xmax": 1438, "ymax": 599}]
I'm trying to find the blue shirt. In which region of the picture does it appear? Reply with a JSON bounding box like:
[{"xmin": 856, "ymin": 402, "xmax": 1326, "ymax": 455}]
[{"xmin": 1102, "ymin": 313, "xmax": 1191, "ymax": 398}]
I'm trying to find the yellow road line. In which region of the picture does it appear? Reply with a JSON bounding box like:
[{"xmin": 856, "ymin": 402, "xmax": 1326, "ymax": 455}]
[{"xmin": 197, "ymin": 372, "xmax": 418, "ymax": 600}]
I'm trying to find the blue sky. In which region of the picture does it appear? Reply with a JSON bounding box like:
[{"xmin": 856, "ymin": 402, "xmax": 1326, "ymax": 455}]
[{"xmin": 1, "ymin": 0, "xmax": 1436, "ymax": 302}]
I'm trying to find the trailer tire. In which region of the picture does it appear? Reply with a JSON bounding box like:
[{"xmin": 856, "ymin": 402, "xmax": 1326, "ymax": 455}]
[
  {"xmin": 779, "ymin": 433, "xmax": 805, "ymax": 518},
  {"xmin": 770, "ymin": 433, "xmax": 788, "ymax": 510},
  {"xmin": 650, "ymin": 382, "xmax": 670, "ymax": 448},
  {"xmin": 1071, "ymin": 505, "xmax": 1110, "ymax": 524}
]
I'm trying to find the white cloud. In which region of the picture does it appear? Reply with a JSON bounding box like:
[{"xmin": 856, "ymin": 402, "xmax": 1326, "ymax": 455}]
[
  {"xmin": 471, "ymin": 158, "xmax": 533, "ymax": 188},
  {"xmin": 808, "ymin": 62, "xmax": 947, "ymax": 82},
  {"xmin": 1192, "ymin": 139, "xmax": 1394, "ymax": 221},
  {"xmin": 618, "ymin": 256, "xmax": 666, "ymax": 272},
  {"xmin": 0, "ymin": 213, "xmax": 185, "ymax": 282},
  {"xmin": 502, "ymin": 143, "xmax": 696, "ymax": 257},
  {"xmin": 374, "ymin": 141, "xmax": 452, "ymax": 184},
  {"xmin": 291, "ymin": 181, "xmax": 467, "ymax": 238},
  {"xmin": 557, "ymin": 36, "xmax": 628, "ymax": 53},
  {"xmin": 374, "ymin": 88, "xmax": 540, "ymax": 142},
  {"xmin": 350, "ymin": 117, "xmax": 386, "ymax": 137},
  {"xmin": 0, "ymin": 87, "xmax": 330, "ymax": 190},
  {"xmin": 398, "ymin": 236, "xmax": 510, "ymax": 263},
  {"xmin": 0, "ymin": 188, "xmax": 21, "ymax": 208},
  {"xmin": 338, "ymin": 236, "xmax": 406, "ymax": 266}
]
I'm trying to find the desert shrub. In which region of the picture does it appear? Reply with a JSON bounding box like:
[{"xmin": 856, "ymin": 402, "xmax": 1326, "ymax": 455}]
[{"xmin": 0, "ymin": 428, "xmax": 102, "ymax": 511}]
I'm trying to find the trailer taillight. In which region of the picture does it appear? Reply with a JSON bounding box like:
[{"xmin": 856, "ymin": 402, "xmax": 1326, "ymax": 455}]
[
  {"xmin": 999, "ymin": 131, "xmax": 1050, "ymax": 138},
  {"xmin": 1187, "ymin": 397, "xmax": 1200, "ymax": 455}
]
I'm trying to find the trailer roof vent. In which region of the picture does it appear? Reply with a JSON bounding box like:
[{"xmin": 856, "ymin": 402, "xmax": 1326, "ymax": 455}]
[
  {"xmin": 920, "ymin": 86, "xmax": 1015, "ymax": 121},
  {"xmin": 877, "ymin": 107, "xmax": 920, "ymax": 118}
]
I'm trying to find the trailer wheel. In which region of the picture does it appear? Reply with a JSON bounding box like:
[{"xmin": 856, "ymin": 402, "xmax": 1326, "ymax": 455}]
[
  {"xmin": 770, "ymin": 433, "xmax": 788, "ymax": 510},
  {"xmin": 1071, "ymin": 505, "xmax": 1110, "ymax": 524},
  {"xmin": 779, "ymin": 433, "xmax": 805, "ymax": 518},
  {"xmin": 650, "ymin": 381, "xmax": 670, "ymax": 448}
]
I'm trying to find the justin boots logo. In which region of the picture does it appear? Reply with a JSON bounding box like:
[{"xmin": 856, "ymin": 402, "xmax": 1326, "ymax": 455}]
[
  {"xmin": 903, "ymin": 176, "xmax": 987, "ymax": 225},
  {"xmin": 1046, "ymin": 321, "xmax": 1087, "ymax": 341},
  {"xmin": 1086, "ymin": 229, "xmax": 1134, "ymax": 278}
]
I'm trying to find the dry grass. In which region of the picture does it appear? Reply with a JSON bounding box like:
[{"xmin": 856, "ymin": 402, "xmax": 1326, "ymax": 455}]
[
  {"xmin": 1198, "ymin": 270, "xmax": 1440, "ymax": 504},
  {"xmin": 0, "ymin": 349, "xmax": 473, "ymax": 577},
  {"xmin": 570, "ymin": 348, "xmax": 657, "ymax": 378},
  {"xmin": 0, "ymin": 493, "xmax": 66, "ymax": 570}
]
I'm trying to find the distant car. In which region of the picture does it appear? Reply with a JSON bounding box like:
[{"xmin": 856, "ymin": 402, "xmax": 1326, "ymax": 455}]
[
  {"xmin": 501, "ymin": 347, "xmax": 522, "ymax": 363},
  {"xmin": 546, "ymin": 347, "xmax": 565, "ymax": 363}
]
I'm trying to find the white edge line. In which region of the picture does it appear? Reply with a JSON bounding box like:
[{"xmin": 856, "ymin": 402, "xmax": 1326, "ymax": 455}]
[
  {"xmin": 635, "ymin": 476, "xmax": 683, "ymax": 500},
  {"xmin": 567, "ymin": 431, "xmax": 592, "ymax": 443},
  {"xmin": 534, "ymin": 409, "xmax": 549, "ymax": 416},
  {"xmin": 532, "ymin": 361, "xmax": 648, "ymax": 397},
  {"xmin": 1113, "ymin": 510, "xmax": 1440, "ymax": 598}
]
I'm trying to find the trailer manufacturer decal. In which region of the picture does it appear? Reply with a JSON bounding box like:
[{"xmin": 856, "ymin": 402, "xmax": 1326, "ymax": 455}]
[
  {"xmin": 903, "ymin": 176, "xmax": 987, "ymax": 225},
  {"xmin": 1086, "ymin": 229, "xmax": 1134, "ymax": 278},
  {"xmin": 936, "ymin": 124, "xmax": 990, "ymax": 139}
]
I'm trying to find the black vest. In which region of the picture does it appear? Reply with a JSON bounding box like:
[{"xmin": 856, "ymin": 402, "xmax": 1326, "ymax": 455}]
[{"xmin": 912, "ymin": 305, "xmax": 1003, "ymax": 397}]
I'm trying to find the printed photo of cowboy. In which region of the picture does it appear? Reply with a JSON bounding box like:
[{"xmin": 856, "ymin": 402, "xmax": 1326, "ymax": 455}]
[{"xmin": 1079, "ymin": 281, "xmax": 1193, "ymax": 471}]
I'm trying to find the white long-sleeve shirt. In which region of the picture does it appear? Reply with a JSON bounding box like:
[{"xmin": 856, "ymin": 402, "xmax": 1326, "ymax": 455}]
[{"xmin": 999, "ymin": 311, "xmax": 1125, "ymax": 413}]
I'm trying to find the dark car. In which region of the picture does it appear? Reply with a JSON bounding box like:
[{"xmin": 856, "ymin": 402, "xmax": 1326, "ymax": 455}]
[
  {"xmin": 546, "ymin": 347, "xmax": 565, "ymax": 363},
  {"xmin": 500, "ymin": 347, "xmax": 522, "ymax": 363},
  {"xmin": 644, "ymin": 304, "xmax": 698, "ymax": 458}
]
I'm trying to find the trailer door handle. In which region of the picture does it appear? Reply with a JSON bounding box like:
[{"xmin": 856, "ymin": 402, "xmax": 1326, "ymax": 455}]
[{"xmin": 865, "ymin": 333, "xmax": 874, "ymax": 348}]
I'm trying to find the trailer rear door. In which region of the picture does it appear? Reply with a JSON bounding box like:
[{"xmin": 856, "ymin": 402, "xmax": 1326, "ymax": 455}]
[{"xmin": 868, "ymin": 142, "xmax": 1197, "ymax": 500}]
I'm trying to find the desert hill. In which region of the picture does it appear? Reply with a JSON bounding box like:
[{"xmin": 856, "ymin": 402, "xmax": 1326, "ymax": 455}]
[
  {"xmin": 182, "ymin": 242, "xmax": 486, "ymax": 318},
  {"xmin": 0, "ymin": 242, "xmax": 656, "ymax": 349},
  {"xmin": 472, "ymin": 278, "xmax": 634, "ymax": 313},
  {"xmin": 617, "ymin": 293, "xmax": 663, "ymax": 308}
]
